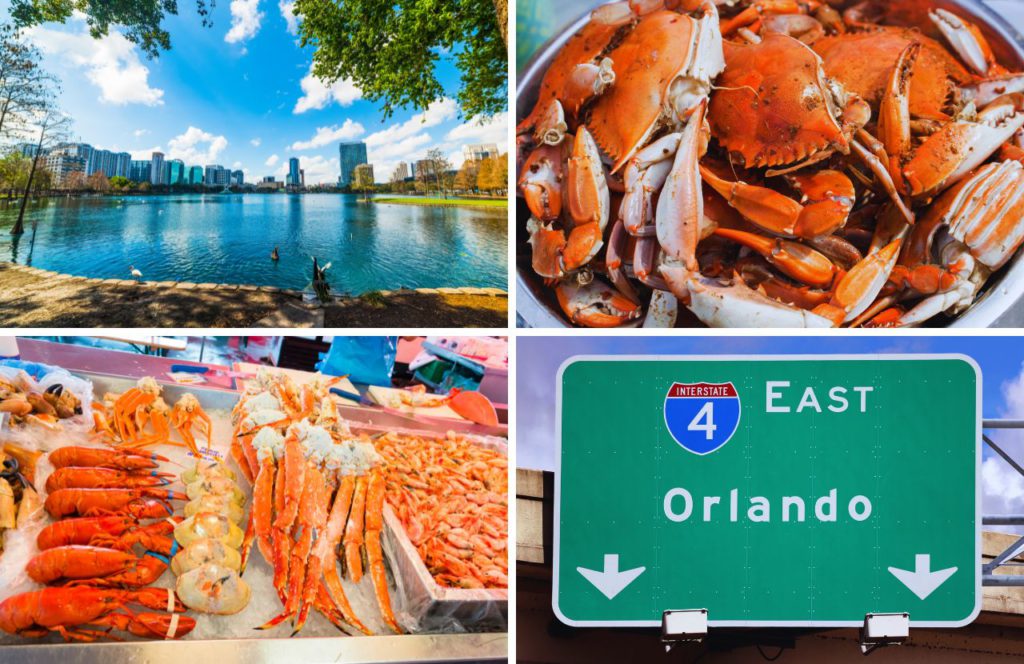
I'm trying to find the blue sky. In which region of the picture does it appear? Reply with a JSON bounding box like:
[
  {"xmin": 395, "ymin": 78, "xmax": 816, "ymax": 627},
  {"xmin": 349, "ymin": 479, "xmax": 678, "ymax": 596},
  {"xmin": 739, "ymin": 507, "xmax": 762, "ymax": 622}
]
[
  {"xmin": 3, "ymin": 0, "xmax": 507, "ymax": 184},
  {"xmin": 518, "ymin": 336, "xmax": 1024, "ymax": 525}
]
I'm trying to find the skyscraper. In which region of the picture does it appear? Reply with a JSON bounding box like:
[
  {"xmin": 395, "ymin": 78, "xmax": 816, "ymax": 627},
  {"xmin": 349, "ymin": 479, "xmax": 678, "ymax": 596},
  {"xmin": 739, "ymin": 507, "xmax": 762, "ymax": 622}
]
[
  {"xmin": 391, "ymin": 162, "xmax": 409, "ymax": 182},
  {"xmin": 129, "ymin": 160, "xmax": 151, "ymax": 183},
  {"xmin": 463, "ymin": 143, "xmax": 500, "ymax": 162},
  {"xmin": 167, "ymin": 160, "xmax": 186, "ymax": 186},
  {"xmin": 232, "ymin": 170, "xmax": 244, "ymax": 186},
  {"xmin": 338, "ymin": 141, "xmax": 368, "ymax": 187},
  {"xmin": 187, "ymin": 166, "xmax": 204, "ymax": 185},
  {"xmin": 205, "ymin": 165, "xmax": 228, "ymax": 187},
  {"xmin": 150, "ymin": 152, "xmax": 165, "ymax": 186},
  {"xmin": 287, "ymin": 158, "xmax": 301, "ymax": 187}
]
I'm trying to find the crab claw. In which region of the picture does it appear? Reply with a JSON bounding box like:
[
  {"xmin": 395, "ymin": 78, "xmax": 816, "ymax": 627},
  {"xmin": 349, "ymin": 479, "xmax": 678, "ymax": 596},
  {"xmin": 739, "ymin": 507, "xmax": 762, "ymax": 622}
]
[
  {"xmin": 527, "ymin": 217, "xmax": 567, "ymax": 279},
  {"xmin": 876, "ymin": 42, "xmax": 920, "ymax": 193},
  {"xmin": 562, "ymin": 59, "xmax": 616, "ymax": 122},
  {"xmin": 812, "ymin": 239, "xmax": 902, "ymax": 325},
  {"xmin": 929, "ymin": 8, "xmax": 996, "ymax": 77},
  {"xmin": 532, "ymin": 100, "xmax": 568, "ymax": 146},
  {"xmin": 605, "ymin": 219, "xmax": 641, "ymax": 302},
  {"xmin": 446, "ymin": 390, "xmax": 499, "ymax": 427},
  {"xmin": 565, "ymin": 127, "xmax": 610, "ymax": 270},
  {"xmin": 556, "ymin": 280, "xmax": 643, "ymax": 328},
  {"xmin": 642, "ymin": 290, "xmax": 678, "ymax": 327},
  {"xmin": 904, "ymin": 93, "xmax": 1024, "ymax": 200},
  {"xmin": 713, "ymin": 228, "xmax": 838, "ymax": 289},
  {"xmin": 518, "ymin": 143, "xmax": 567, "ymax": 221},
  {"xmin": 662, "ymin": 270, "xmax": 834, "ymax": 328},
  {"xmin": 656, "ymin": 101, "xmax": 707, "ymax": 271},
  {"xmin": 962, "ymin": 74, "xmax": 1024, "ymax": 109},
  {"xmin": 700, "ymin": 167, "xmax": 854, "ymax": 240}
]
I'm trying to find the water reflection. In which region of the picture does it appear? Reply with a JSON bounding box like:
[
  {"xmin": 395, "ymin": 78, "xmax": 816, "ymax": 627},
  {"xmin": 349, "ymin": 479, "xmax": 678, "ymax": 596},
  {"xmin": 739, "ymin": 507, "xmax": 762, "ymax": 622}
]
[{"xmin": 0, "ymin": 194, "xmax": 508, "ymax": 292}]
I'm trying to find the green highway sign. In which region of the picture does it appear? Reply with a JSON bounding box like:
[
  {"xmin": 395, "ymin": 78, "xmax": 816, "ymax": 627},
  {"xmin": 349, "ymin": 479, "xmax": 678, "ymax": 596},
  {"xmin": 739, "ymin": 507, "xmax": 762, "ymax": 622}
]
[{"xmin": 554, "ymin": 355, "xmax": 981, "ymax": 628}]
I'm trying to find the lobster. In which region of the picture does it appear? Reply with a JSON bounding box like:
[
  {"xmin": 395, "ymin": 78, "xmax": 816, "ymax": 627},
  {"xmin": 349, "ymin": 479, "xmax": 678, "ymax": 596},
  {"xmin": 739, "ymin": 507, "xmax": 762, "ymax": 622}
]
[
  {"xmin": 44, "ymin": 488, "xmax": 183, "ymax": 519},
  {"xmin": 27, "ymin": 544, "xmax": 178, "ymax": 587},
  {"xmin": 37, "ymin": 515, "xmax": 176, "ymax": 551},
  {"xmin": 49, "ymin": 446, "xmax": 168, "ymax": 471},
  {"xmin": 0, "ymin": 587, "xmax": 194, "ymax": 641},
  {"xmin": 45, "ymin": 466, "xmax": 174, "ymax": 491}
]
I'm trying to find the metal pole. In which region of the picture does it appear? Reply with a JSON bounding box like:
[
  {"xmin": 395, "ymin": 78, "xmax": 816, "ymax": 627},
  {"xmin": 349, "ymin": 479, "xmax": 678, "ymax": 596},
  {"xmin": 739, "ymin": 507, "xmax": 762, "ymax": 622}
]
[
  {"xmin": 983, "ymin": 516, "xmax": 1024, "ymax": 525},
  {"xmin": 983, "ymin": 419, "xmax": 1024, "ymax": 429},
  {"xmin": 982, "ymin": 575, "xmax": 1024, "ymax": 586},
  {"xmin": 983, "ymin": 434, "xmax": 1024, "ymax": 478}
]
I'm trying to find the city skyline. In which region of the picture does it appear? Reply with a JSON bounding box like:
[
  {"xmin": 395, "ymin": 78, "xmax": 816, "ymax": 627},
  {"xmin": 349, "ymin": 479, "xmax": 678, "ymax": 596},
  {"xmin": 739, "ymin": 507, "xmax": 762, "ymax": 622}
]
[{"xmin": 0, "ymin": 0, "xmax": 507, "ymax": 185}]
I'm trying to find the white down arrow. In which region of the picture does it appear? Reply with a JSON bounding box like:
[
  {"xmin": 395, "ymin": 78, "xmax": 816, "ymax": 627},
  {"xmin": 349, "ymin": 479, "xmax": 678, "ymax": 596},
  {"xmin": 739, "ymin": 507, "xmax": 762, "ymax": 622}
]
[
  {"xmin": 888, "ymin": 554, "xmax": 958, "ymax": 600},
  {"xmin": 577, "ymin": 554, "xmax": 646, "ymax": 600}
]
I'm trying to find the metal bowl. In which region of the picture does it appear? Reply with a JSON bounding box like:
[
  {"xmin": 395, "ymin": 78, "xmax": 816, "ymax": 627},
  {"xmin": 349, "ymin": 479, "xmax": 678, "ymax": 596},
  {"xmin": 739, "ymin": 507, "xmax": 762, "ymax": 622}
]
[{"xmin": 516, "ymin": 0, "xmax": 1024, "ymax": 328}]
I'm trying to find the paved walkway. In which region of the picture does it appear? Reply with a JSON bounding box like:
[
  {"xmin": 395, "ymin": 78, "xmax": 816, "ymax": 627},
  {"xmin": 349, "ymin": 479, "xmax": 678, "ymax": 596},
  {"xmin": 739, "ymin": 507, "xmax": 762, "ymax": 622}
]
[{"xmin": 0, "ymin": 262, "xmax": 507, "ymax": 328}]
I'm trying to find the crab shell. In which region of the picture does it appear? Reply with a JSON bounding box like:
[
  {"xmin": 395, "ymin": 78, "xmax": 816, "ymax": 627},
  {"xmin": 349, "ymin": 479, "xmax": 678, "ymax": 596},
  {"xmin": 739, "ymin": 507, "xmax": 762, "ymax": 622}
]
[
  {"xmin": 813, "ymin": 28, "xmax": 972, "ymax": 120},
  {"xmin": 904, "ymin": 160, "xmax": 1024, "ymax": 272},
  {"xmin": 588, "ymin": 8, "xmax": 724, "ymax": 172},
  {"xmin": 709, "ymin": 33, "xmax": 857, "ymax": 169}
]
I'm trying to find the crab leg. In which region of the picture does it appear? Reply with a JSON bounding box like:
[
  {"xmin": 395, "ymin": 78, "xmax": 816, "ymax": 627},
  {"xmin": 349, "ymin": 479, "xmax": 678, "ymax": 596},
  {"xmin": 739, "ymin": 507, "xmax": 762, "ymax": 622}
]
[
  {"xmin": 810, "ymin": 239, "xmax": 902, "ymax": 326},
  {"xmin": 365, "ymin": 471, "xmax": 400, "ymax": 633},
  {"xmin": 321, "ymin": 475, "xmax": 372, "ymax": 635},
  {"xmin": 876, "ymin": 43, "xmax": 920, "ymax": 194},
  {"xmin": 850, "ymin": 139, "xmax": 915, "ymax": 224},
  {"xmin": 605, "ymin": 219, "xmax": 641, "ymax": 303},
  {"xmin": 663, "ymin": 271, "xmax": 834, "ymax": 327},
  {"xmin": 342, "ymin": 476, "xmax": 368, "ymax": 582},
  {"xmin": 564, "ymin": 127, "xmax": 610, "ymax": 271},
  {"xmin": 272, "ymin": 430, "xmax": 305, "ymax": 530},
  {"xmin": 294, "ymin": 468, "xmax": 333, "ymax": 635},
  {"xmin": 713, "ymin": 228, "xmax": 837, "ymax": 288},
  {"xmin": 621, "ymin": 133, "xmax": 680, "ymax": 235}
]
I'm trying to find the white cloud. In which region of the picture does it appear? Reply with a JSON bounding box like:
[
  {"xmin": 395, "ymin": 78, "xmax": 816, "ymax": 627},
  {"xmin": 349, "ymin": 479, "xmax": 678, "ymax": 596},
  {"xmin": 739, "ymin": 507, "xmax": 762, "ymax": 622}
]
[
  {"xmin": 166, "ymin": 127, "xmax": 229, "ymax": 165},
  {"xmin": 26, "ymin": 22, "xmax": 164, "ymax": 106},
  {"xmin": 232, "ymin": 161, "xmax": 243, "ymax": 169},
  {"xmin": 280, "ymin": 1, "xmax": 300, "ymax": 35},
  {"xmin": 276, "ymin": 155, "xmax": 338, "ymax": 185},
  {"xmin": 134, "ymin": 129, "xmax": 150, "ymax": 138},
  {"xmin": 985, "ymin": 362, "xmax": 1024, "ymax": 533},
  {"xmin": 250, "ymin": 138, "xmax": 262, "ymax": 147},
  {"xmin": 226, "ymin": 0, "xmax": 264, "ymax": 44},
  {"xmin": 265, "ymin": 154, "xmax": 280, "ymax": 167},
  {"xmin": 444, "ymin": 111, "xmax": 509, "ymax": 147},
  {"xmin": 294, "ymin": 64, "xmax": 362, "ymax": 113},
  {"xmin": 362, "ymin": 98, "xmax": 460, "ymax": 179},
  {"xmin": 130, "ymin": 145, "xmax": 163, "ymax": 160},
  {"xmin": 290, "ymin": 119, "xmax": 366, "ymax": 151}
]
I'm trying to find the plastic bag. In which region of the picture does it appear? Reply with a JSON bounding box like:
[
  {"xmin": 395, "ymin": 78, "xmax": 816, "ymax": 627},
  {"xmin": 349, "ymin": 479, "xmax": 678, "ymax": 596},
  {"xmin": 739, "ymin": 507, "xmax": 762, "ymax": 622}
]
[{"xmin": 316, "ymin": 337, "xmax": 398, "ymax": 387}]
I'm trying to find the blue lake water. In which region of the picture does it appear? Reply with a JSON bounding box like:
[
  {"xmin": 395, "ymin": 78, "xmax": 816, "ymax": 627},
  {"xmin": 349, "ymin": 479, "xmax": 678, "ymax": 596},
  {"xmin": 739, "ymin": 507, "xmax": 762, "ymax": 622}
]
[{"xmin": 0, "ymin": 194, "xmax": 508, "ymax": 294}]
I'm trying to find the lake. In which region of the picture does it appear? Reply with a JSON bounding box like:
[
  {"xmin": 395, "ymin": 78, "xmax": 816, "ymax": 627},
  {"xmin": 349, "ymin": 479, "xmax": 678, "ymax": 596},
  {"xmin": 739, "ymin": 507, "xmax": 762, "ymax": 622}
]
[{"xmin": 0, "ymin": 194, "xmax": 508, "ymax": 294}]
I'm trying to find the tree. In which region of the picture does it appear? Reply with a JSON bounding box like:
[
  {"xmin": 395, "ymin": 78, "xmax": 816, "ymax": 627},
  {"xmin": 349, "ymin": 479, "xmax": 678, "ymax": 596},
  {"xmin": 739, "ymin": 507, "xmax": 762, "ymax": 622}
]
[
  {"xmin": 0, "ymin": 23, "xmax": 50, "ymax": 140},
  {"xmin": 63, "ymin": 170, "xmax": 86, "ymax": 191},
  {"xmin": 422, "ymin": 148, "xmax": 452, "ymax": 199},
  {"xmin": 352, "ymin": 165, "xmax": 374, "ymax": 201},
  {"xmin": 12, "ymin": 103, "xmax": 71, "ymax": 235},
  {"xmin": 455, "ymin": 160, "xmax": 479, "ymax": 194},
  {"xmin": 10, "ymin": 0, "xmax": 216, "ymax": 59},
  {"xmin": 109, "ymin": 175, "xmax": 130, "ymax": 190},
  {"xmin": 476, "ymin": 158, "xmax": 494, "ymax": 193},
  {"xmin": 293, "ymin": 0, "xmax": 506, "ymax": 119},
  {"xmin": 87, "ymin": 171, "xmax": 110, "ymax": 192}
]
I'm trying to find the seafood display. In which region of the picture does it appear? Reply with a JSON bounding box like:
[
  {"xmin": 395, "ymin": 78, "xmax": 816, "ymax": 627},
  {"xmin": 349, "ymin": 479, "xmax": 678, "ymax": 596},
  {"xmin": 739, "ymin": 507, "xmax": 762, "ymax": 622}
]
[
  {"xmin": 376, "ymin": 432, "xmax": 508, "ymax": 590},
  {"xmin": 93, "ymin": 377, "xmax": 213, "ymax": 455},
  {"xmin": 1, "ymin": 373, "xmax": 82, "ymax": 429},
  {"xmin": 517, "ymin": 0, "xmax": 1024, "ymax": 327},
  {"xmin": 0, "ymin": 365, "xmax": 508, "ymax": 646},
  {"xmin": 0, "ymin": 444, "xmax": 42, "ymax": 555},
  {"xmin": 232, "ymin": 371, "xmax": 401, "ymax": 635},
  {"xmin": 0, "ymin": 445, "xmax": 195, "ymax": 641},
  {"xmin": 171, "ymin": 460, "xmax": 251, "ymax": 615}
]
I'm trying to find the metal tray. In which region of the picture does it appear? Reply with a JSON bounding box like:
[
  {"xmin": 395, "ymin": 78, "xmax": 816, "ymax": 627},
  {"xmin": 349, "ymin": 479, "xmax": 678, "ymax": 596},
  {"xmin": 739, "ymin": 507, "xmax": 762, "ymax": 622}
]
[
  {"xmin": 515, "ymin": 0, "xmax": 1024, "ymax": 328},
  {"xmin": 0, "ymin": 370, "xmax": 507, "ymax": 662}
]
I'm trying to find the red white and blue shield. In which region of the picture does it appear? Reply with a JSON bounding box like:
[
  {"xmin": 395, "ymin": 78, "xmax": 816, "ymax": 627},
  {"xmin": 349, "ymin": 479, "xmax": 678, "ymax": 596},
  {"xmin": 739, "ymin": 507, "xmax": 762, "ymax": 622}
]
[{"xmin": 663, "ymin": 382, "xmax": 741, "ymax": 455}]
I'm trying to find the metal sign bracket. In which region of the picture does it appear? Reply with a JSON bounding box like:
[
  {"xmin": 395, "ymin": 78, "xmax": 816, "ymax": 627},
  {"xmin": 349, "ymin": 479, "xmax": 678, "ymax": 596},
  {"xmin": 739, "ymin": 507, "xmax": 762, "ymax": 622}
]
[
  {"xmin": 859, "ymin": 612, "xmax": 909, "ymax": 655},
  {"xmin": 661, "ymin": 609, "xmax": 708, "ymax": 652}
]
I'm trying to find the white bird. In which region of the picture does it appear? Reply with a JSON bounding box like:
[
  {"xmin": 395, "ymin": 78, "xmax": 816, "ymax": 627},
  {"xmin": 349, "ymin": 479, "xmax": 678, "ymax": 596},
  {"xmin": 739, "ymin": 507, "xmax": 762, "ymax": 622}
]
[{"xmin": 129, "ymin": 265, "xmax": 143, "ymax": 280}]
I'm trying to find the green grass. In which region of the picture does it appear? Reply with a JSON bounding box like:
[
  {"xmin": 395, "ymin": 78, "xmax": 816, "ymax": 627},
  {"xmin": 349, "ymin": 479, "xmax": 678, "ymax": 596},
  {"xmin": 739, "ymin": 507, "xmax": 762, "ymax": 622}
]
[
  {"xmin": 374, "ymin": 196, "xmax": 507, "ymax": 208},
  {"xmin": 359, "ymin": 290, "xmax": 389, "ymax": 308}
]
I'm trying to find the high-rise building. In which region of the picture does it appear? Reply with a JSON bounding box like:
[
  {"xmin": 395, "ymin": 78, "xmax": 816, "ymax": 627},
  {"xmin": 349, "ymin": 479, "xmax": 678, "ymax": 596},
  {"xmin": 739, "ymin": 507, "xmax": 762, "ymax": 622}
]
[
  {"xmin": 18, "ymin": 143, "xmax": 41, "ymax": 159},
  {"xmin": 167, "ymin": 160, "xmax": 186, "ymax": 186},
  {"xmin": 287, "ymin": 158, "xmax": 301, "ymax": 187},
  {"xmin": 205, "ymin": 165, "xmax": 229, "ymax": 187},
  {"xmin": 338, "ymin": 141, "xmax": 368, "ymax": 187},
  {"xmin": 415, "ymin": 159, "xmax": 433, "ymax": 181},
  {"xmin": 129, "ymin": 160, "xmax": 151, "ymax": 183},
  {"xmin": 299, "ymin": 169, "xmax": 305, "ymax": 187},
  {"xmin": 391, "ymin": 162, "xmax": 409, "ymax": 182},
  {"xmin": 43, "ymin": 150, "xmax": 87, "ymax": 187},
  {"xmin": 150, "ymin": 151, "xmax": 165, "ymax": 186},
  {"xmin": 352, "ymin": 163, "xmax": 375, "ymax": 187},
  {"xmin": 409, "ymin": 162, "xmax": 416, "ymax": 179},
  {"xmin": 114, "ymin": 152, "xmax": 131, "ymax": 178},
  {"xmin": 187, "ymin": 166, "xmax": 204, "ymax": 185},
  {"xmin": 232, "ymin": 170, "xmax": 244, "ymax": 186},
  {"xmin": 463, "ymin": 143, "xmax": 500, "ymax": 163}
]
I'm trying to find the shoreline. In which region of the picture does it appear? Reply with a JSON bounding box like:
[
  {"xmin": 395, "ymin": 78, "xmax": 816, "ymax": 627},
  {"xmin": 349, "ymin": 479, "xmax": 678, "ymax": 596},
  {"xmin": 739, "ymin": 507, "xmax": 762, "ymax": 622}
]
[
  {"xmin": 0, "ymin": 262, "xmax": 507, "ymax": 328},
  {"xmin": 372, "ymin": 197, "xmax": 507, "ymax": 210}
]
